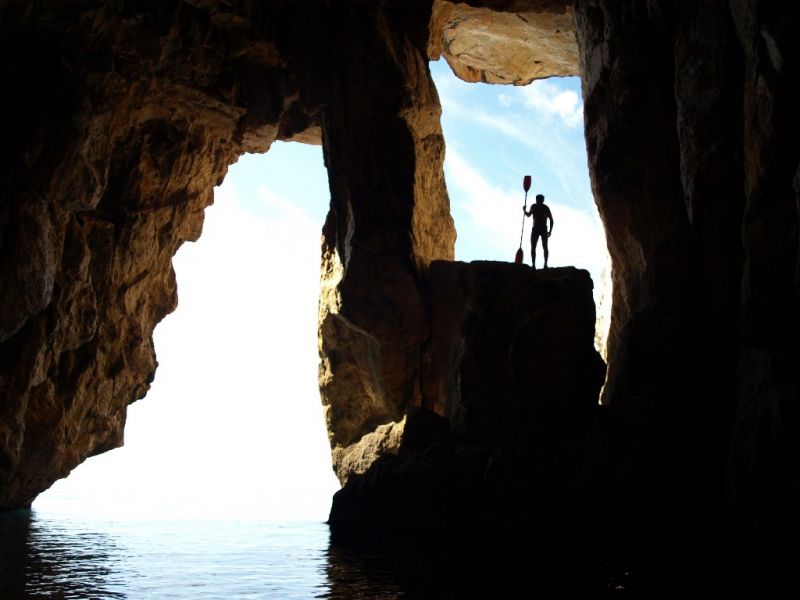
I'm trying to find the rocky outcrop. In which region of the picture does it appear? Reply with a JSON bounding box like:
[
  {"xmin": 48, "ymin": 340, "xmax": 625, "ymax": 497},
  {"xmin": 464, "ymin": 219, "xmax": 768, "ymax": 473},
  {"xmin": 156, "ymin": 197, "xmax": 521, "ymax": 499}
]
[
  {"xmin": 428, "ymin": 0, "xmax": 579, "ymax": 84},
  {"xmin": 422, "ymin": 262, "xmax": 604, "ymax": 441},
  {"xmin": 329, "ymin": 263, "xmax": 605, "ymax": 531},
  {"xmin": 324, "ymin": 260, "xmax": 606, "ymax": 490}
]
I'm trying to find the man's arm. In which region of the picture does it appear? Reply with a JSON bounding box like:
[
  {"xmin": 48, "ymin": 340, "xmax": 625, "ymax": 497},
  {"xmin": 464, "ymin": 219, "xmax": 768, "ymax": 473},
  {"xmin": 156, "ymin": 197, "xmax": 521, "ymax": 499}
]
[{"xmin": 547, "ymin": 206, "xmax": 554, "ymax": 237}]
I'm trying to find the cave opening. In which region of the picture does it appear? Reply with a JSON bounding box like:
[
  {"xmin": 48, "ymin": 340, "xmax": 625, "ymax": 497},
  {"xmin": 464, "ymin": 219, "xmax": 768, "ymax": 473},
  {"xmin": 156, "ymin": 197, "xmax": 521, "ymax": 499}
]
[
  {"xmin": 36, "ymin": 49, "xmax": 616, "ymax": 519},
  {"xmin": 429, "ymin": 60, "xmax": 611, "ymax": 366},
  {"xmin": 23, "ymin": 4, "xmax": 614, "ymax": 520},
  {"xmin": 35, "ymin": 142, "xmax": 339, "ymax": 521}
]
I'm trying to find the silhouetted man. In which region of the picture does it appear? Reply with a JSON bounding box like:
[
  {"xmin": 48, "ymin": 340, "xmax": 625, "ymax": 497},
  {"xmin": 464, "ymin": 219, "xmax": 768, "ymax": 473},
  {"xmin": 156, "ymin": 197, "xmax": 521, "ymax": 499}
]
[{"xmin": 523, "ymin": 194, "xmax": 554, "ymax": 269}]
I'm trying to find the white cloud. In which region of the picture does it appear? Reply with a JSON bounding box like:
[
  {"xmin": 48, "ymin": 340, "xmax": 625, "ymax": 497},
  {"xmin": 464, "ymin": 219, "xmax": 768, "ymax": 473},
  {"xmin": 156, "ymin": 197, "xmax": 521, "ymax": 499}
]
[
  {"xmin": 437, "ymin": 91, "xmax": 591, "ymax": 208},
  {"xmin": 446, "ymin": 148, "xmax": 607, "ymax": 280},
  {"xmin": 440, "ymin": 76, "xmax": 583, "ymax": 132},
  {"xmin": 498, "ymin": 93, "xmax": 513, "ymax": 107},
  {"xmin": 521, "ymin": 80, "xmax": 583, "ymax": 128}
]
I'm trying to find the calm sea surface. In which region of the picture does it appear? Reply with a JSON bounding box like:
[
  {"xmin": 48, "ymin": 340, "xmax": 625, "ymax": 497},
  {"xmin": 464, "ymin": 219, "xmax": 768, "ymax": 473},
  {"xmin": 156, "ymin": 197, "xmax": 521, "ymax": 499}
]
[
  {"xmin": 0, "ymin": 505, "xmax": 647, "ymax": 598},
  {"xmin": 3, "ymin": 501, "xmax": 788, "ymax": 597},
  {"xmin": 0, "ymin": 510, "xmax": 412, "ymax": 599}
]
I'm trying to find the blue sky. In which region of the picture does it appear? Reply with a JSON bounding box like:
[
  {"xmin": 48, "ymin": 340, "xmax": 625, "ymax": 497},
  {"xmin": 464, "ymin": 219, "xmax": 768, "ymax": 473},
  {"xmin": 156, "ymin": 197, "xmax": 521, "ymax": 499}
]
[
  {"xmin": 35, "ymin": 64, "xmax": 605, "ymax": 521},
  {"xmin": 431, "ymin": 61, "xmax": 605, "ymax": 276}
]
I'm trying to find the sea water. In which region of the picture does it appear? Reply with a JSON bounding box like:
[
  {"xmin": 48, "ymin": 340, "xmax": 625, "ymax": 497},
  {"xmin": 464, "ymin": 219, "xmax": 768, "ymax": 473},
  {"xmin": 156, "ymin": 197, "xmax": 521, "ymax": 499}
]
[
  {"xmin": 2, "ymin": 484, "xmax": 653, "ymax": 599},
  {"xmin": 0, "ymin": 508, "xmax": 413, "ymax": 599},
  {"xmin": 1, "ymin": 507, "xmax": 648, "ymax": 599}
]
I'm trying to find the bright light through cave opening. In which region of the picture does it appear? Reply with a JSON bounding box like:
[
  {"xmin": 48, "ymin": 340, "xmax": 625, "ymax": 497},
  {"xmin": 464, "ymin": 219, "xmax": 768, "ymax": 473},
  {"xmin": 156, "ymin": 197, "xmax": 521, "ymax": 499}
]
[
  {"xmin": 36, "ymin": 143, "xmax": 340, "ymax": 521},
  {"xmin": 36, "ymin": 65, "xmax": 611, "ymax": 520},
  {"xmin": 430, "ymin": 61, "xmax": 611, "ymax": 367}
]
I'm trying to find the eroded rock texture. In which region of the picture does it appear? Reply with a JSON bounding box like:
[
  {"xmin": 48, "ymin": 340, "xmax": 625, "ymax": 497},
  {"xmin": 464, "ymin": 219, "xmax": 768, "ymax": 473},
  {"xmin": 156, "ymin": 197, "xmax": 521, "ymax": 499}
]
[
  {"xmin": 0, "ymin": 0, "xmax": 452, "ymax": 509},
  {"xmin": 429, "ymin": 0, "xmax": 579, "ymax": 84},
  {"xmin": 0, "ymin": 0, "xmax": 259, "ymax": 507},
  {"xmin": 329, "ymin": 264, "xmax": 605, "ymax": 532},
  {"xmin": 316, "ymin": 3, "xmax": 455, "ymax": 484}
]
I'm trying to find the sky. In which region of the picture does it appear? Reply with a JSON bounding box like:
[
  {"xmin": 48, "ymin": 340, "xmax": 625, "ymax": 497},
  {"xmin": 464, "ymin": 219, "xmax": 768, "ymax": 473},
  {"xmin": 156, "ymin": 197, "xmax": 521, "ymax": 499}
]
[{"xmin": 35, "ymin": 61, "xmax": 606, "ymax": 522}]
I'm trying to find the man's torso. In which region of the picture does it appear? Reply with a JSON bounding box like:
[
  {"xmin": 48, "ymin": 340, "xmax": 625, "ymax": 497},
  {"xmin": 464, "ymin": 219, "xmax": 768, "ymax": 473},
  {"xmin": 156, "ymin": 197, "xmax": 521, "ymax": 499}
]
[{"xmin": 530, "ymin": 204, "xmax": 550, "ymax": 232}]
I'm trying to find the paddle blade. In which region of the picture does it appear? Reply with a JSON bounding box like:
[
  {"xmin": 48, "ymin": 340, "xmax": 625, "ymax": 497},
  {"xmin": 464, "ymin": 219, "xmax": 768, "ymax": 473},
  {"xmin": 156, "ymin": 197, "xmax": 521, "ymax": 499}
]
[
  {"xmin": 515, "ymin": 247, "xmax": 524, "ymax": 264},
  {"xmin": 523, "ymin": 175, "xmax": 531, "ymax": 192}
]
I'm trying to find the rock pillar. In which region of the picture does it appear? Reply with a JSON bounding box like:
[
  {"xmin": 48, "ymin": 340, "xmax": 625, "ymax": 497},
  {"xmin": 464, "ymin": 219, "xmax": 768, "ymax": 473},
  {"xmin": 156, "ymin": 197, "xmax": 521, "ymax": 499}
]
[{"xmin": 313, "ymin": 4, "xmax": 455, "ymax": 483}]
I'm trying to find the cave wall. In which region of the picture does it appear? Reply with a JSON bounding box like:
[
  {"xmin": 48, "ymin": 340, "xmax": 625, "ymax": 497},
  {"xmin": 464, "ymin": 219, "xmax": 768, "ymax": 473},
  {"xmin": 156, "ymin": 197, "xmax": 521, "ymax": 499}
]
[
  {"xmin": 0, "ymin": 0, "xmax": 261, "ymax": 508},
  {"xmin": 0, "ymin": 0, "xmax": 452, "ymax": 508},
  {"xmin": 728, "ymin": 0, "xmax": 800, "ymax": 536},
  {"xmin": 573, "ymin": 0, "xmax": 800, "ymax": 537}
]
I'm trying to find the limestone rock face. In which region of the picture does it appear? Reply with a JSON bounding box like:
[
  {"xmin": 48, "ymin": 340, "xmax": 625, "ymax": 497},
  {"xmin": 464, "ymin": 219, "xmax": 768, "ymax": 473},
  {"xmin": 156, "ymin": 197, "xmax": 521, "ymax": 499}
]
[
  {"xmin": 329, "ymin": 263, "xmax": 606, "ymax": 531},
  {"xmin": 428, "ymin": 0, "xmax": 579, "ymax": 84},
  {"xmin": 0, "ymin": 0, "xmax": 455, "ymax": 509},
  {"xmin": 312, "ymin": 3, "xmax": 455, "ymax": 484},
  {"xmin": 0, "ymin": 1, "xmax": 294, "ymax": 508}
]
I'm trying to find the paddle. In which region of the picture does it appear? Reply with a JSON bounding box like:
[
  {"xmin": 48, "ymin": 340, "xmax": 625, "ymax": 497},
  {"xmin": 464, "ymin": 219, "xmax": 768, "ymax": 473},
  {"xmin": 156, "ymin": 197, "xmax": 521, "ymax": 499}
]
[{"xmin": 515, "ymin": 175, "xmax": 532, "ymax": 264}]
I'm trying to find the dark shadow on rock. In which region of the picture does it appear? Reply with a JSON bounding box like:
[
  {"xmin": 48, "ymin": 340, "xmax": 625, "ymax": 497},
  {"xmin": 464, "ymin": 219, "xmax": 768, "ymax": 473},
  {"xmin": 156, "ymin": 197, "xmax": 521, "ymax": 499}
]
[{"xmin": 328, "ymin": 402, "xmax": 800, "ymax": 596}]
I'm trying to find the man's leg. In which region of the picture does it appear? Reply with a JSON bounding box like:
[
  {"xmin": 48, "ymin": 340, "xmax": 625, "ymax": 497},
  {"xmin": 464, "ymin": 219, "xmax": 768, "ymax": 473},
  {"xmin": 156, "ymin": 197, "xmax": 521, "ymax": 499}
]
[
  {"xmin": 531, "ymin": 233, "xmax": 539, "ymax": 268},
  {"xmin": 542, "ymin": 234, "xmax": 549, "ymax": 268}
]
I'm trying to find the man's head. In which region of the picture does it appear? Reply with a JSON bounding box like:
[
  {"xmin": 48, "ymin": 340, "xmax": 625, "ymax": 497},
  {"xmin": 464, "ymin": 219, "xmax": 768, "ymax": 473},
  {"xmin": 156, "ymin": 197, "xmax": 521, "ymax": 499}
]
[{"xmin": 535, "ymin": 194, "xmax": 545, "ymax": 204}]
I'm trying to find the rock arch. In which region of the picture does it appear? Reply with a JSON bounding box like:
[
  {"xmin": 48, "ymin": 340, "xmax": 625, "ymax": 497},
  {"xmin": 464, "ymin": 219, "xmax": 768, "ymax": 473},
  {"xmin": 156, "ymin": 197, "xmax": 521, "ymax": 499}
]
[{"xmin": 0, "ymin": 0, "xmax": 456, "ymax": 509}]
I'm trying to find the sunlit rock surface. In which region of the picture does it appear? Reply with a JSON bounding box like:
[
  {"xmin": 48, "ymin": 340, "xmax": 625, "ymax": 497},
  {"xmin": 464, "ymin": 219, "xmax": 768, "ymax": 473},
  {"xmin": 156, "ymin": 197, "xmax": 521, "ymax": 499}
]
[
  {"xmin": 313, "ymin": 4, "xmax": 455, "ymax": 486},
  {"xmin": 428, "ymin": 0, "xmax": 579, "ymax": 84},
  {"xmin": 0, "ymin": 0, "xmax": 268, "ymax": 507},
  {"xmin": 0, "ymin": 0, "xmax": 452, "ymax": 509}
]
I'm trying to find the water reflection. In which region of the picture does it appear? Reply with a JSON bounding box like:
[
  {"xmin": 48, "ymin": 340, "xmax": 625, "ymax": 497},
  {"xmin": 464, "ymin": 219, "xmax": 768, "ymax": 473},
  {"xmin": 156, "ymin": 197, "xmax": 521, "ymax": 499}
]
[
  {"xmin": 2, "ymin": 510, "xmax": 336, "ymax": 599},
  {"xmin": 1, "ymin": 510, "xmax": 622, "ymax": 598},
  {"xmin": 323, "ymin": 527, "xmax": 626, "ymax": 599},
  {"xmin": 324, "ymin": 542, "xmax": 406, "ymax": 599},
  {"xmin": 0, "ymin": 510, "xmax": 127, "ymax": 599},
  {"xmin": 324, "ymin": 529, "xmax": 528, "ymax": 599}
]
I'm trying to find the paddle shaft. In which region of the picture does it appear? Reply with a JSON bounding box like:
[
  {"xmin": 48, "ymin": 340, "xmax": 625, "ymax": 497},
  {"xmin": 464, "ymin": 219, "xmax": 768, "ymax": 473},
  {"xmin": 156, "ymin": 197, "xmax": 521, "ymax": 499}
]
[{"xmin": 518, "ymin": 190, "xmax": 528, "ymax": 249}]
